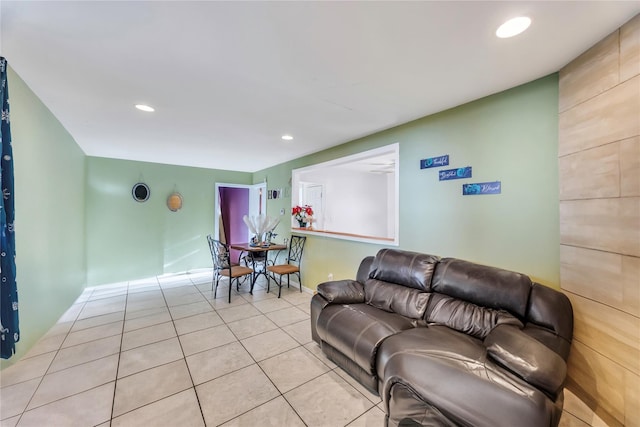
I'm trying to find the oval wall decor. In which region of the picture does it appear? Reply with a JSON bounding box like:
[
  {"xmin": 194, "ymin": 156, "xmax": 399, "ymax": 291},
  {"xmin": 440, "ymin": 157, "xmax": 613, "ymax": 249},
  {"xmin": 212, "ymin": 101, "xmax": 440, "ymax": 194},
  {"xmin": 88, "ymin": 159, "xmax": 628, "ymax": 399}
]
[
  {"xmin": 167, "ymin": 192, "xmax": 183, "ymax": 212},
  {"xmin": 132, "ymin": 183, "xmax": 150, "ymax": 202}
]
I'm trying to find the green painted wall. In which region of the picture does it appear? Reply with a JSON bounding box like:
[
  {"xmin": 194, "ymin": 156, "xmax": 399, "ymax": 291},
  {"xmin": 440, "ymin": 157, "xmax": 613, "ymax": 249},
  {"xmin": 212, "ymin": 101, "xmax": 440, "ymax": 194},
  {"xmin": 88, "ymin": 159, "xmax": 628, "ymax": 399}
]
[
  {"xmin": 85, "ymin": 157, "xmax": 251, "ymax": 285},
  {"xmin": 256, "ymin": 74, "xmax": 560, "ymax": 290},
  {"xmin": 1, "ymin": 67, "xmax": 87, "ymax": 368},
  {"xmin": 2, "ymin": 69, "xmax": 559, "ymax": 367}
]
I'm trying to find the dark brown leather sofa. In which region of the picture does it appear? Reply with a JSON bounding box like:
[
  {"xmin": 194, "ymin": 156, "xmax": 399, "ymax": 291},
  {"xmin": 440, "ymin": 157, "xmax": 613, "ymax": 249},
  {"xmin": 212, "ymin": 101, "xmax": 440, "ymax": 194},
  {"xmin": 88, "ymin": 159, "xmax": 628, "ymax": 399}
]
[{"xmin": 310, "ymin": 249, "xmax": 573, "ymax": 427}]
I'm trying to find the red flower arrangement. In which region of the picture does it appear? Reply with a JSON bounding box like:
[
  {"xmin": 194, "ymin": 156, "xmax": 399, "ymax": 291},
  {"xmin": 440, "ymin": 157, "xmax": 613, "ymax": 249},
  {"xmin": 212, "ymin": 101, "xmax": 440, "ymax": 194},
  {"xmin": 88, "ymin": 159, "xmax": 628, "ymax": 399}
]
[{"xmin": 292, "ymin": 205, "xmax": 313, "ymax": 224}]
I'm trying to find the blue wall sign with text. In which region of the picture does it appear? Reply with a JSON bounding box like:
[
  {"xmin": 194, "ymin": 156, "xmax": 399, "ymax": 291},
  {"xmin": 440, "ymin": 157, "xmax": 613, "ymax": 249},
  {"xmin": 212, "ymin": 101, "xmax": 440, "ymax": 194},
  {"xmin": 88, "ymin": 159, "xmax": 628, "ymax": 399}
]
[
  {"xmin": 463, "ymin": 181, "xmax": 502, "ymax": 195},
  {"xmin": 420, "ymin": 154, "xmax": 449, "ymax": 169},
  {"xmin": 439, "ymin": 166, "xmax": 472, "ymax": 181}
]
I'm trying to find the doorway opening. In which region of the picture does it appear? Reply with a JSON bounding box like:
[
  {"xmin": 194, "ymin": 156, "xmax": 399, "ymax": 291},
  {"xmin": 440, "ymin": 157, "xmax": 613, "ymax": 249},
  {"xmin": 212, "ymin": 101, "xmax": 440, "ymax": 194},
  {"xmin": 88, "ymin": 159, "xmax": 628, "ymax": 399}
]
[
  {"xmin": 299, "ymin": 182, "xmax": 324, "ymax": 230},
  {"xmin": 214, "ymin": 182, "xmax": 267, "ymax": 264}
]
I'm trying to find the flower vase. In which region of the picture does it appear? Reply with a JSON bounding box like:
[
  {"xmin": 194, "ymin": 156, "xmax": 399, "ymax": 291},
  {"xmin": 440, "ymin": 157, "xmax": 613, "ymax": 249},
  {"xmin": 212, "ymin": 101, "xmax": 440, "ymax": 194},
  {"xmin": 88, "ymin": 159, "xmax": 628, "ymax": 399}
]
[{"xmin": 298, "ymin": 220, "xmax": 307, "ymax": 228}]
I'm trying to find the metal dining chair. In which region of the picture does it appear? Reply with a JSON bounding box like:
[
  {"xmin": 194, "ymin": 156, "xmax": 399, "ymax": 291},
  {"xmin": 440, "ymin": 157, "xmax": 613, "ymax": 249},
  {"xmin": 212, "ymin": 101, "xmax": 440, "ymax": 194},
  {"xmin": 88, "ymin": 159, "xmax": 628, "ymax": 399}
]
[
  {"xmin": 207, "ymin": 235, "xmax": 253, "ymax": 303},
  {"xmin": 266, "ymin": 235, "xmax": 306, "ymax": 298}
]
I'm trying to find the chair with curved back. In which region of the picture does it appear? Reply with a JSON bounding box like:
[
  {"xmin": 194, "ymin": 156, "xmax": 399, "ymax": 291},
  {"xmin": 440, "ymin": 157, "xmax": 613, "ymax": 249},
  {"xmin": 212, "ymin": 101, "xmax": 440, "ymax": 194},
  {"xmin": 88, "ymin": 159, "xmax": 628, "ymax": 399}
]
[
  {"xmin": 266, "ymin": 235, "xmax": 307, "ymax": 298},
  {"xmin": 207, "ymin": 235, "xmax": 253, "ymax": 303}
]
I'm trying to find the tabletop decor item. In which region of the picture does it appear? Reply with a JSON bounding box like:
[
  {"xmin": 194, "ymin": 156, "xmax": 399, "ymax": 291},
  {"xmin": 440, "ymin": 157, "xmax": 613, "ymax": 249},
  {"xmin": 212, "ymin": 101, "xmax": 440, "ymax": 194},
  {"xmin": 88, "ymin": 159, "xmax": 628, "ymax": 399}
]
[
  {"xmin": 292, "ymin": 205, "xmax": 313, "ymax": 228},
  {"xmin": 243, "ymin": 214, "xmax": 280, "ymax": 246}
]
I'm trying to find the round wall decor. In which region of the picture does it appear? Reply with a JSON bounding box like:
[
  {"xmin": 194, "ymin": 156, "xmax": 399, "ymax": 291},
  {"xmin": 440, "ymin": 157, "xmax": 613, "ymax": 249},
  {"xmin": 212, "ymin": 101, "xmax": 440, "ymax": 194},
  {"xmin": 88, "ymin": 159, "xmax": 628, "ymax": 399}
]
[
  {"xmin": 132, "ymin": 183, "xmax": 150, "ymax": 202},
  {"xmin": 167, "ymin": 192, "xmax": 183, "ymax": 212}
]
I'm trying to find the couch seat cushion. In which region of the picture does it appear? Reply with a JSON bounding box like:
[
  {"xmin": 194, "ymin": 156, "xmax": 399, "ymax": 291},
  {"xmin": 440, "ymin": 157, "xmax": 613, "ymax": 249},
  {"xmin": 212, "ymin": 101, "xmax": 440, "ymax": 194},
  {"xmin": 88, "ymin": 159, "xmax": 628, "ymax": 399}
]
[{"xmin": 316, "ymin": 303, "xmax": 415, "ymax": 375}]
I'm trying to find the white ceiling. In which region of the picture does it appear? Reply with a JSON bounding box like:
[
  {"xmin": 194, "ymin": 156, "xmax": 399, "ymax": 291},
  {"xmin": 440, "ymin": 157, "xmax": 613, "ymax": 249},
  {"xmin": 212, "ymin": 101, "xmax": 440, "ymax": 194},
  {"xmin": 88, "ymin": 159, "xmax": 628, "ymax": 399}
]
[{"xmin": 1, "ymin": 2, "xmax": 638, "ymax": 173}]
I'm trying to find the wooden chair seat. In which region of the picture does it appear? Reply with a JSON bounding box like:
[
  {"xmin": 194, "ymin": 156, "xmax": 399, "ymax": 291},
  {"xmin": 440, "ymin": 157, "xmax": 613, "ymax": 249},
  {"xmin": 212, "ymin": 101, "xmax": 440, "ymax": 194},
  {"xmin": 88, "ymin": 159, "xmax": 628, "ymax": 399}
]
[
  {"xmin": 222, "ymin": 266, "xmax": 254, "ymax": 278},
  {"xmin": 267, "ymin": 265, "xmax": 299, "ymax": 275}
]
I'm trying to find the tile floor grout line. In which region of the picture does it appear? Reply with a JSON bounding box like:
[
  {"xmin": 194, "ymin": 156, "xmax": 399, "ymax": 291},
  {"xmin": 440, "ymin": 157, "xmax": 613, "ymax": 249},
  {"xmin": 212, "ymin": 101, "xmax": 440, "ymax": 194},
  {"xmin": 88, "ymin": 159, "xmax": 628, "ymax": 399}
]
[
  {"xmin": 11, "ymin": 290, "xmax": 93, "ymax": 424},
  {"xmin": 190, "ymin": 357, "xmax": 262, "ymax": 388},
  {"xmin": 233, "ymin": 278, "xmax": 331, "ymax": 426},
  {"xmin": 270, "ymin": 341, "xmax": 346, "ymax": 427},
  {"xmin": 8, "ymin": 355, "xmax": 53, "ymax": 424},
  {"xmin": 109, "ymin": 387, "xmax": 195, "ymax": 423},
  {"xmin": 108, "ymin": 278, "xmax": 133, "ymax": 425},
  {"xmin": 65, "ymin": 318, "xmax": 125, "ymax": 337},
  {"xmin": 215, "ymin": 297, "xmax": 310, "ymax": 426},
  {"xmin": 160, "ymin": 275, "xmax": 208, "ymax": 426},
  {"xmin": 119, "ymin": 320, "xmax": 175, "ymax": 351},
  {"xmin": 114, "ymin": 338, "xmax": 184, "ymax": 379},
  {"xmin": 14, "ymin": 381, "xmax": 118, "ymax": 418},
  {"xmin": 282, "ymin": 366, "xmax": 377, "ymax": 426},
  {"xmin": 121, "ymin": 313, "xmax": 172, "ymax": 334},
  {"xmin": 69, "ymin": 311, "xmax": 126, "ymax": 327},
  {"xmin": 214, "ymin": 275, "xmax": 308, "ymax": 423},
  {"xmin": 41, "ymin": 351, "xmax": 121, "ymax": 378},
  {"xmin": 279, "ymin": 388, "xmax": 313, "ymax": 427},
  {"xmin": 225, "ymin": 394, "xmax": 310, "ymax": 427},
  {"xmin": 0, "ymin": 350, "xmax": 57, "ymax": 387},
  {"xmin": 282, "ymin": 341, "xmax": 377, "ymax": 427}
]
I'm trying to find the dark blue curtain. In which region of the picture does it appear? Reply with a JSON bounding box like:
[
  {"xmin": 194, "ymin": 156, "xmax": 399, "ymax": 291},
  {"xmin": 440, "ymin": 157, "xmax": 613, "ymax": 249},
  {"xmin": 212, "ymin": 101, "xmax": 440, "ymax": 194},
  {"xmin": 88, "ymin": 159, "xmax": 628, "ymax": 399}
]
[{"xmin": 1, "ymin": 57, "xmax": 19, "ymax": 359}]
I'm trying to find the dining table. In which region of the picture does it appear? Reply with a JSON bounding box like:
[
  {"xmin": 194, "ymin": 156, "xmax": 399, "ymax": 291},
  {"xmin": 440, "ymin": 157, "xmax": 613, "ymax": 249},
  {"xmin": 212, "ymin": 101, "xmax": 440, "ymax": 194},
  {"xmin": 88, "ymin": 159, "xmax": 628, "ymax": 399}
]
[{"xmin": 229, "ymin": 242, "xmax": 288, "ymax": 292}]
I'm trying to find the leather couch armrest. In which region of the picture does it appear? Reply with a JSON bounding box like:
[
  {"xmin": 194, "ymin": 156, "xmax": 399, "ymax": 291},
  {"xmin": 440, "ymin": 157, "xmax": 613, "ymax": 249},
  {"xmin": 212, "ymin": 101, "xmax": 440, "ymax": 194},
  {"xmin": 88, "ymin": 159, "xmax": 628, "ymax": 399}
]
[
  {"xmin": 485, "ymin": 325, "xmax": 567, "ymax": 396},
  {"xmin": 317, "ymin": 280, "xmax": 365, "ymax": 304}
]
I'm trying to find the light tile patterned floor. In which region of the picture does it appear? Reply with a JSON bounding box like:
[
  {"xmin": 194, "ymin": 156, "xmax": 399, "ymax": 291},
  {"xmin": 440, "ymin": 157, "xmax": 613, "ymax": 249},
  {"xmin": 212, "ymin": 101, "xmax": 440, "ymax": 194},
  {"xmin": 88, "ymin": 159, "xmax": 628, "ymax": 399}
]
[
  {"xmin": 0, "ymin": 271, "xmax": 385, "ymax": 427},
  {"xmin": 0, "ymin": 270, "xmax": 590, "ymax": 427}
]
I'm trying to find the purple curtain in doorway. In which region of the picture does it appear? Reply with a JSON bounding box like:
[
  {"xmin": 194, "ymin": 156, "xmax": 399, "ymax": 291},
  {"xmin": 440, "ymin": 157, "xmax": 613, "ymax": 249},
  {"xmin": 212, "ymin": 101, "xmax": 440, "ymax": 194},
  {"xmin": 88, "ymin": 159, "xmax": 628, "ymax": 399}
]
[{"xmin": 218, "ymin": 187, "xmax": 249, "ymax": 264}]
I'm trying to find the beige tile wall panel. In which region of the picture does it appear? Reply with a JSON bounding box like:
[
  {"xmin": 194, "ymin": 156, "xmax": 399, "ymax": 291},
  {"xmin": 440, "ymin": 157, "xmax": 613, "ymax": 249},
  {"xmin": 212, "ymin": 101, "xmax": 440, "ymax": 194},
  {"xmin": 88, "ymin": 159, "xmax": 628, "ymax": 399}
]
[
  {"xmin": 565, "ymin": 292, "xmax": 640, "ymax": 376},
  {"xmin": 560, "ymin": 197, "xmax": 640, "ymax": 256},
  {"xmin": 559, "ymin": 31, "xmax": 620, "ymax": 113},
  {"xmin": 621, "ymin": 255, "xmax": 640, "ymax": 316},
  {"xmin": 558, "ymin": 76, "xmax": 640, "ymax": 157},
  {"xmin": 560, "ymin": 245, "xmax": 640, "ymax": 317},
  {"xmin": 626, "ymin": 370, "xmax": 640, "ymax": 427},
  {"xmin": 563, "ymin": 388, "xmax": 620, "ymax": 427},
  {"xmin": 557, "ymin": 412, "xmax": 593, "ymax": 427},
  {"xmin": 559, "ymin": 142, "xmax": 620, "ymax": 200},
  {"xmin": 567, "ymin": 340, "xmax": 625, "ymax": 425},
  {"xmin": 621, "ymin": 136, "xmax": 640, "ymax": 197},
  {"xmin": 560, "ymin": 15, "xmax": 640, "ymax": 427},
  {"xmin": 620, "ymin": 14, "xmax": 640, "ymax": 83}
]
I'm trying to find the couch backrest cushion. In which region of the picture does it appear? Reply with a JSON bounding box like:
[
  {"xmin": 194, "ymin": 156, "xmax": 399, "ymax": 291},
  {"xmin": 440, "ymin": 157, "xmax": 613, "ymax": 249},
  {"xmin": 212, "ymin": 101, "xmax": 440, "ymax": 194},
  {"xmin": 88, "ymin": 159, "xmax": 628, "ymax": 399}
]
[
  {"xmin": 432, "ymin": 258, "xmax": 532, "ymax": 319},
  {"xmin": 356, "ymin": 256, "xmax": 375, "ymax": 285},
  {"xmin": 425, "ymin": 293, "xmax": 523, "ymax": 339},
  {"xmin": 369, "ymin": 249, "xmax": 439, "ymax": 291},
  {"xmin": 365, "ymin": 279, "xmax": 431, "ymax": 319},
  {"xmin": 527, "ymin": 283, "xmax": 573, "ymax": 343}
]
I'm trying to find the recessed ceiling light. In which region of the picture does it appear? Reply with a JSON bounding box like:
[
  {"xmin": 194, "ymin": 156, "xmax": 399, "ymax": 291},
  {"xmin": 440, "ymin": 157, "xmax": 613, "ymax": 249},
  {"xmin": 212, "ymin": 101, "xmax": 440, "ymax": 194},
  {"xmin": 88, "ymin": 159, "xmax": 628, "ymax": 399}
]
[
  {"xmin": 496, "ymin": 16, "xmax": 531, "ymax": 38},
  {"xmin": 282, "ymin": 135, "xmax": 293, "ymax": 141},
  {"xmin": 135, "ymin": 104, "xmax": 155, "ymax": 112}
]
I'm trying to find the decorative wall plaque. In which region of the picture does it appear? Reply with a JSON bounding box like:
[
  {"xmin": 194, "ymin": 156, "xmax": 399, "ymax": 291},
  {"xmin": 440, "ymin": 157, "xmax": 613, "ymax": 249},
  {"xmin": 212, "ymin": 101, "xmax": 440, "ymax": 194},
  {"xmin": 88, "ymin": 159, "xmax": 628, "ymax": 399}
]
[
  {"xmin": 439, "ymin": 166, "xmax": 472, "ymax": 181},
  {"xmin": 420, "ymin": 154, "xmax": 449, "ymax": 169},
  {"xmin": 462, "ymin": 181, "xmax": 501, "ymax": 195}
]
